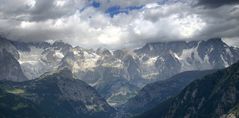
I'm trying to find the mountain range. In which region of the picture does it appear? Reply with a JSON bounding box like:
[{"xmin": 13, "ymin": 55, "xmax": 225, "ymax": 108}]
[
  {"xmin": 0, "ymin": 36, "xmax": 239, "ymax": 118},
  {"xmin": 1, "ymin": 36, "xmax": 239, "ymax": 106}
]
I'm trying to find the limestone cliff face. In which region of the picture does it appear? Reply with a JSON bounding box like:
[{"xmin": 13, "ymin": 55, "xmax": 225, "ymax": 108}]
[{"xmin": 0, "ymin": 36, "xmax": 27, "ymax": 82}]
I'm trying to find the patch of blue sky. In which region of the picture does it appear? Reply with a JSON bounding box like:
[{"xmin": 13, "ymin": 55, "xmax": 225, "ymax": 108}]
[
  {"xmin": 79, "ymin": 0, "xmax": 101, "ymax": 12},
  {"xmin": 91, "ymin": 1, "xmax": 101, "ymax": 8},
  {"xmin": 105, "ymin": 5, "xmax": 143, "ymax": 17}
]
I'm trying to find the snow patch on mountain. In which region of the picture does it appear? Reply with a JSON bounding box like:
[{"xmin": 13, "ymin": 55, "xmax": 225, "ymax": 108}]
[
  {"xmin": 146, "ymin": 56, "xmax": 158, "ymax": 65},
  {"xmin": 18, "ymin": 46, "xmax": 48, "ymax": 79},
  {"xmin": 18, "ymin": 46, "xmax": 43, "ymax": 64},
  {"xmin": 54, "ymin": 50, "xmax": 64, "ymax": 59},
  {"xmin": 220, "ymin": 55, "xmax": 229, "ymax": 67},
  {"xmin": 173, "ymin": 53, "xmax": 182, "ymax": 60}
]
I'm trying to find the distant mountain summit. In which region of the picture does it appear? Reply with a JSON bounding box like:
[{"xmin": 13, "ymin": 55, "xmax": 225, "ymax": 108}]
[{"xmin": 136, "ymin": 38, "xmax": 239, "ymax": 79}]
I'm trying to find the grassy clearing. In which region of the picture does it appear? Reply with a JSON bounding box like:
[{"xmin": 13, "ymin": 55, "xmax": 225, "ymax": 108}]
[
  {"xmin": 6, "ymin": 88, "xmax": 25, "ymax": 94},
  {"xmin": 12, "ymin": 103, "xmax": 28, "ymax": 111}
]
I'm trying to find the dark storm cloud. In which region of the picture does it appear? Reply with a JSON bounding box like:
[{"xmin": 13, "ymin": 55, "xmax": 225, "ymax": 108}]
[{"xmin": 197, "ymin": 0, "xmax": 239, "ymax": 8}]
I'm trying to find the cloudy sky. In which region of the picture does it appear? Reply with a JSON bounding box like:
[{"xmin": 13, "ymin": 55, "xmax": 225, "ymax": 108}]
[{"xmin": 0, "ymin": 0, "xmax": 239, "ymax": 49}]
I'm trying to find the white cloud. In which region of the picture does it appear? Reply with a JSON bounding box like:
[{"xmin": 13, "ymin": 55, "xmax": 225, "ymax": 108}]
[
  {"xmin": 54, "ymin": 0, "xmax": 67, "ymax": 7},
  {"xmin": 0, "ymin": 0, "xmax": 238, "ymax": 49},
  {"xmin": 26, "ymin": 0, "xmax": 36, "ymax": 8}
]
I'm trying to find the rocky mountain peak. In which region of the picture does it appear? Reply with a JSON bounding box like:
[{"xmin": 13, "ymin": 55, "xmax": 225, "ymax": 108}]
[
  {"xmin": 96, "ymin": 48, "xmax": 112, "ymax": 56},
  {"xmin": 58, "ymin": 68, "xmax": 74, "ymax": 78},
  {"xmin": 52, "ymin": 41, "xmax": 72, "ymax": 48}
]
